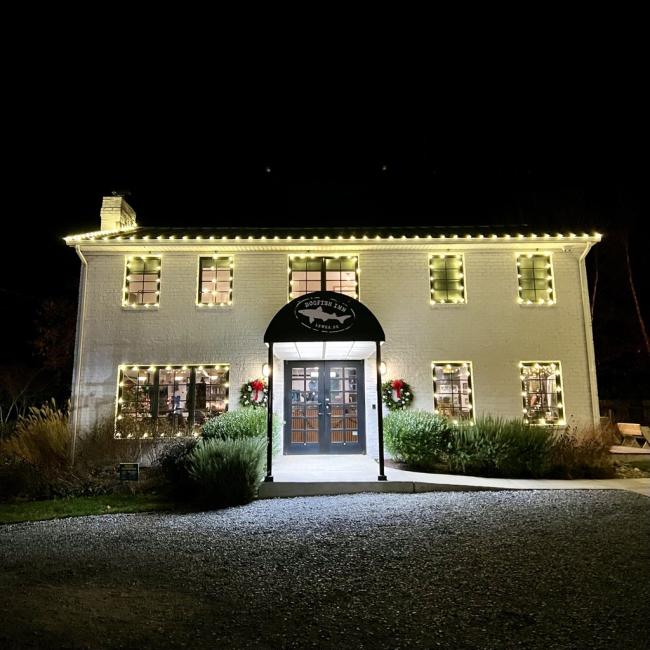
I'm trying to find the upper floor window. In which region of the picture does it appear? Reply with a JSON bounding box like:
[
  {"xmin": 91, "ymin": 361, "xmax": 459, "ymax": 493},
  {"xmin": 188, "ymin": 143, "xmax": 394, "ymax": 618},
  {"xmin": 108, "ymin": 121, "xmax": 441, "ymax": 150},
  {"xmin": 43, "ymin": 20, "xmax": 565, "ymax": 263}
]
[
  {"xmin": 289, "ymin": 256, "xmax": 358, "ymax": 299},
  {"xmin": 198, "ymin": 256, "xmax": 233, "ymax": 306},
  {"xmin": 429, "ymin": 254, "xmax": 466, "ymax": 304},
  {"xmin": 517, "ymin": 253, "xmax": 555, "ymax": 305},
  {"xmin": 117, "ymin": 364, "xmax": 229, "ymax": 438},
  {"xmin": 520, "ymin": 361, "xmax": 564, "ymax": 425},
  {"xmin": 432, "ymin": 362, "xmax": 474, "ymax": 421},
  {"xmin": 123, "ymin": 256, "xmax": 161, "ymax": 307}
]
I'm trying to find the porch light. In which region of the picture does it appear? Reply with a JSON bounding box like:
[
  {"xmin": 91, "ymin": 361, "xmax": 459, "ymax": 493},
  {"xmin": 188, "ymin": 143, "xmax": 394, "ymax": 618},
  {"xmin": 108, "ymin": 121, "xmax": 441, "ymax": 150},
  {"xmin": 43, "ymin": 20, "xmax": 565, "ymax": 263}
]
[
  {"xmin": 262, "ymin": 363, "xmax": 271, "ymax": 378},
  {"xmin": 379, "ymin": 362, "xmax": 387, "ymax": 375}
]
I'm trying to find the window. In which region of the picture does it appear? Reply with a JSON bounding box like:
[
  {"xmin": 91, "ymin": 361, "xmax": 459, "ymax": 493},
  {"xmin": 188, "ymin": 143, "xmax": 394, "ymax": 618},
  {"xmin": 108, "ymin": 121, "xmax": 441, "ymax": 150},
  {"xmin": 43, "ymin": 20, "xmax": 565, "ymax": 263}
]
[
  {"xmin": 289, "ymin": 256, "xmax": 358, "ymax": 299},
  {"xmin": 116, "ymin": 364, "xmax": 229, "ymax": 437},
  {"xmin": 517, "ymin": 253, "xmax": 555, "ymax": 304},
  {"xmin": 520, "ymin": 361, "xmax": 564, "ymax": 425},
  {"xmin": 432, "ymin": 362, "xmax": 473, "ymax": 421},
  {"xmin": 123, "ymin": 256, "xmax": 161, "ymax": 307},
  {"xmin": 429, "ymin": 254, "xmax": 465, "ymax": 304},
  {"xmin": 198, "ymin": 257, "xmax": 233, "ymax": 306}
]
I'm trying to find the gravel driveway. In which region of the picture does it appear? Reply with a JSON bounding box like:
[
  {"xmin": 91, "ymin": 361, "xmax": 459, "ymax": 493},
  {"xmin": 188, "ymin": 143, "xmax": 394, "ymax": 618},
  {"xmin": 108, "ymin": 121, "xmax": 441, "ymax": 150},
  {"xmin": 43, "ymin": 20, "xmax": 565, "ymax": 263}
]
[{"xmin": 1, "ymin": 491, "xmax": 649, "ymax": 649}]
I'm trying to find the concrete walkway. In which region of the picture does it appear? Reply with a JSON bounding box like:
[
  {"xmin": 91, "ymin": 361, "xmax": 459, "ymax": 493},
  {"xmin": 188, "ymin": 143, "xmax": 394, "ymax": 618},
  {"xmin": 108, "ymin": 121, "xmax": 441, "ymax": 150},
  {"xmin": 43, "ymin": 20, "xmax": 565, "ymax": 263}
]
[{"xmin": 258, "ymin": 454, "xmax": 650, "ymax": 498}]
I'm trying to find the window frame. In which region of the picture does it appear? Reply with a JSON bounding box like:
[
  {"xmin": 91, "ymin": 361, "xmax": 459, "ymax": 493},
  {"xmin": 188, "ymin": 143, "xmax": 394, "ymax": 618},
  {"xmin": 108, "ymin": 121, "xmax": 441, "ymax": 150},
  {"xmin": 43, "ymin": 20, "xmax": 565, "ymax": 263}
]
[
  {"xmin": 288, "ymin": 255, "xmax": 359, "ymax": 301},
  {"xmin": 519, "ymin": 361, "xmax": 565, "ymax": 426},
  {"xmin": 429, "ymin": 253, "xmax": 466, "ymax": 305},
  {"xmin": 122, "ymin": 255, "xmax": 161, "ymax": 308},
  {"xmin": 432, "ymin": 361, "xmax": 474, "ymax": 422},
  {"xmin": 196, "ymin": 256, "xmax": 234, "ymax": 307},
  {"xmin": 516, "ymin": 253, "xmax": 555, "ymax": 305},
  {"xmin": 115, "ymin": 364, "xmax": 230, "ymax": 438}
]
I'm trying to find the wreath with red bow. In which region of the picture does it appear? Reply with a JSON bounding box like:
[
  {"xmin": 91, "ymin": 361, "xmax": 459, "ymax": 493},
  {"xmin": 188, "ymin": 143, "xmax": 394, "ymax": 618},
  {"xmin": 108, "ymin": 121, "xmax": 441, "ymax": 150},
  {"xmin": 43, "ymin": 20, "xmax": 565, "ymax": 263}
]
[
  {"xmin": 240, "ymin": 378, "xmax": 268, "ymax": 408},
  {"xmin": 381, "ymin": 378, "xmax": 414, "ymax": 411}
]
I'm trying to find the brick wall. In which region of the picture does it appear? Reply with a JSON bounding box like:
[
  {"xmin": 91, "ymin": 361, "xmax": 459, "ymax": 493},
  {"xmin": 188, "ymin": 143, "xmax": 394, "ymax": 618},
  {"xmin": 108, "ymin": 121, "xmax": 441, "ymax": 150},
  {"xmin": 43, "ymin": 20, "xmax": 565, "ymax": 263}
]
[{"xmin": 71, "ymin": 242, "xmax": 599, "ymax": 451}]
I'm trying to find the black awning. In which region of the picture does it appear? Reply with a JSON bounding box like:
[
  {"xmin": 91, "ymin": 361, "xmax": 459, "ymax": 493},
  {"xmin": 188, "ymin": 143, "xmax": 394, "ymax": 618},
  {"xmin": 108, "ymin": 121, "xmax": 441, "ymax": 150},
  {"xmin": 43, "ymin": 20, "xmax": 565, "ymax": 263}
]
[{"xmin": 264, "ymin": 292, "xmax": 385, "ymax": 343}]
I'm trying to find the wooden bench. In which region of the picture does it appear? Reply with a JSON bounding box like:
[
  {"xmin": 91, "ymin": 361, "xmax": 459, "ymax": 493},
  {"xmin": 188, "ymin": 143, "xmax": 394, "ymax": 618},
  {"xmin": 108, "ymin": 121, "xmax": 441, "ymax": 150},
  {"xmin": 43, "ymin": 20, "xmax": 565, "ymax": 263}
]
[
  {"xmin": 616, "ymin": 423, "xmax": 646, "ymax": 448},
  {"xmin": 642, "ymin": 426, "xmax": 650, "ymax": 449}
]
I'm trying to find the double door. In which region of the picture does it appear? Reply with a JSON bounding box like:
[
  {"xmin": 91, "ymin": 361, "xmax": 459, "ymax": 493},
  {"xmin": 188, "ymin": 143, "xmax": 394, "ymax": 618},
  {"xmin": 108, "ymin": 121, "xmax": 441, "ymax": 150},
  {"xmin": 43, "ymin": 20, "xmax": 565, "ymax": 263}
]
[{"xmin": 284, "ymin": 361, "xmax": 365, "ymax": 454}]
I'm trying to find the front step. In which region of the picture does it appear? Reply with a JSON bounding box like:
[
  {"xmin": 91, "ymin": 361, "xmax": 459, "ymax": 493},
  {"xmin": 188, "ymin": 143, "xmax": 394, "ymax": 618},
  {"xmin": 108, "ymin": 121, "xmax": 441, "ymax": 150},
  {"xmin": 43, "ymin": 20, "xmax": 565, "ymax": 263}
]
[{"xmin": 258, "ymin": 480, "xmax": 500, "ymax": 498}]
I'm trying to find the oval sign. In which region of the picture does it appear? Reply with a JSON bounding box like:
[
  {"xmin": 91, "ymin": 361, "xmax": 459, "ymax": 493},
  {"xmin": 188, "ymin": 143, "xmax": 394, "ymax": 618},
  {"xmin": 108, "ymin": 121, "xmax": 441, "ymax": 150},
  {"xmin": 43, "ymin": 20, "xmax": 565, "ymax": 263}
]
[{"xmin": 294, "ymin": 294, "xmax": 356, "ymax": 333}]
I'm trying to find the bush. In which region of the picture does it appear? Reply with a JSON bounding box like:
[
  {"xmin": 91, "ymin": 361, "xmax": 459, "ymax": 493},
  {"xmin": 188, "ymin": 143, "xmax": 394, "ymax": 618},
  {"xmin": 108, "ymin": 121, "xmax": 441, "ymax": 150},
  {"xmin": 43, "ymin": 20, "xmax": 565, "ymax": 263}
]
[
  {"xmin": 188, "ymin": 437, "xmax": 265, "ymax": 506},
  {"xmin": 384, "ymin": 410, "xmax": 454, "ymax": 469},
  {"xmin": 157, "ymin": 438, "xmax": 198, "ymax": 497},
  {"xmin": 202, "ymin": 409, "xmax": 280, "ymax": 453},
  {"xmin": 447, "ymin": 416, "xmax": 553, "ymax": 478},
  {"xmin": 547, "ymin": 425, "xmax": 615, "ymax": 478},
  {"xmin": 0, "ymin": 400, "xmax": 71, "ymax": 479}
]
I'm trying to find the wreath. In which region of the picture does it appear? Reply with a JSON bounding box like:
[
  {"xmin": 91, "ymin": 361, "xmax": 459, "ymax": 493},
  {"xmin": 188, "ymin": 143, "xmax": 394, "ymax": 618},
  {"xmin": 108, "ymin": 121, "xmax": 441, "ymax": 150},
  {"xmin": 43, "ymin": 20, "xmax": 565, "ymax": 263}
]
[
  {"xmin": 240, "ymin": 378, "xmax": 268, "ymax": 408},
  {"xmin": 381, "ymin": 378, "xmax": 414, "ymax": 411}
]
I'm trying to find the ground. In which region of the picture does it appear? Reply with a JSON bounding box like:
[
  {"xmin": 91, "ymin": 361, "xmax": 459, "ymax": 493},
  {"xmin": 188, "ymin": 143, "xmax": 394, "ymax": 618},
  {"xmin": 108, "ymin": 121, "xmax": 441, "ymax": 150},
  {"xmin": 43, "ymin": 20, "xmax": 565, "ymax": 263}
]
[{"xmin": 1, "ymin": 491, "xmax": 649, "ymax": 649}]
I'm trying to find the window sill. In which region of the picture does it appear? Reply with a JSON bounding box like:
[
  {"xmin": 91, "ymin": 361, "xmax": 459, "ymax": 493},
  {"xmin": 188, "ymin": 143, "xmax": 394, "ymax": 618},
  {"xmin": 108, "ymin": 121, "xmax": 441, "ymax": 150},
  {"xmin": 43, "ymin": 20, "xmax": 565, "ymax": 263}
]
[
  {"xmin": 121, "ymin": 305, "xmax": 160, "ymax": 311},
  {"xmin": 195, "ymin": 303, "xmax": 234, "ymax": 310}
]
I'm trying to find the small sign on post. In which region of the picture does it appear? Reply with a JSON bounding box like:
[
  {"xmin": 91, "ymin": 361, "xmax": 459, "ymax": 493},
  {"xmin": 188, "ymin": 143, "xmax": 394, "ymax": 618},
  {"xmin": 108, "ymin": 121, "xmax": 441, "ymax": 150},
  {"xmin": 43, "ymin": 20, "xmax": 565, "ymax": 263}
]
[{"xmin": 118, "ymin": 463, "xmax": 139, "ymax": 481}]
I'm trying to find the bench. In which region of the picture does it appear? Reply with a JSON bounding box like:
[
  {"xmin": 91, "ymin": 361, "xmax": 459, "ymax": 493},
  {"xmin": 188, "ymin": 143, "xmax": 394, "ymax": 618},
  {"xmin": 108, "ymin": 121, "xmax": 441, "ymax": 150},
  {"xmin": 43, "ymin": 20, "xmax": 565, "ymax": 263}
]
[{"xmin": 616, "ymin": 423, "xmax": 647, "ymax": 448}]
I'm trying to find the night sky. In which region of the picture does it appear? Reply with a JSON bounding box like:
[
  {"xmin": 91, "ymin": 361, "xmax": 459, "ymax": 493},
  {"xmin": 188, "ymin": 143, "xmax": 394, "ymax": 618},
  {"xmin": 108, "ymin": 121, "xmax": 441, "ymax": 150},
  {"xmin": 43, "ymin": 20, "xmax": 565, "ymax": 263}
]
[{"xmin": 2, "ymin": 87, "xmax": 648, "ymax": 399}]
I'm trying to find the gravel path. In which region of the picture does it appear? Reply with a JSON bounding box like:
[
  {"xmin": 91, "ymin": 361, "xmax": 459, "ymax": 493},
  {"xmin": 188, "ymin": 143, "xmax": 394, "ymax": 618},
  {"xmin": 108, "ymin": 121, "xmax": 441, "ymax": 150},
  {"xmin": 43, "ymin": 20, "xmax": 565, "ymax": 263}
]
[{"xmin": 1, "ymin": 491, "xmax": 649, "ymax": 649}]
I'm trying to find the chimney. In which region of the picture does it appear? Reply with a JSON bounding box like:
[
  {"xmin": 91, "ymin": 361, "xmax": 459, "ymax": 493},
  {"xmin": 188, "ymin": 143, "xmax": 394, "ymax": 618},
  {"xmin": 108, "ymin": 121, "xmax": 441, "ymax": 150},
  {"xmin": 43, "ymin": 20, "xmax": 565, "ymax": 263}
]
[{"xmin": 100, "ymin": 194, "xmax": 137, "ymax": 231}]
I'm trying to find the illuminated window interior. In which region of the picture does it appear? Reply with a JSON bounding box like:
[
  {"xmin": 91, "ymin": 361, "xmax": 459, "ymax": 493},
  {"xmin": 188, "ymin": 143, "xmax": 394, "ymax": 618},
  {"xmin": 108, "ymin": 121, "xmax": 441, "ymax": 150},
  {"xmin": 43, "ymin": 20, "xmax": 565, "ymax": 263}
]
[
  {"xmin": 429, "ymin": 254, "xmax": 465, "ymax": 304},
  {"xmin": 432, "ymin": 362, "xmax": 473, "ymax": 420},
  {"xmin": 124, "ymin": 256, "xmax": 161, "ymax": 306},
  {"xmin": 290, "ymin": 256, "xmax": 358, "ymax": 299},
  {"xmin": 517, "ymin": 254, "xmax": 555, "ymax": 304},
  {"xmin": 520, "ymin": 362, "xmax": 564, "ymax": 425},
  {"xmin": 198, "ymin": 256, "xmax": 233, "ymax": 305},
  {"xmin": 117, "ymin": 365, "xmax": 229, "ymax": 437}
]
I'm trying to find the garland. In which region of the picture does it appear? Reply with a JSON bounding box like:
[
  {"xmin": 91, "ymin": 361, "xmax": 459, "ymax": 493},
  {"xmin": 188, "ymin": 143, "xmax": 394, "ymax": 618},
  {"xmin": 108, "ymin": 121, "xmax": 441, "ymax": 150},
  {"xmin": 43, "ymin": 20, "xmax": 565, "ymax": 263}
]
[
  {"xmin": 240, "ymin": 378, "xmax": 268, "ymax": 408},
  {"xmin": 381, "ymin": 378, "xmax": 414, "ymax": 411}
]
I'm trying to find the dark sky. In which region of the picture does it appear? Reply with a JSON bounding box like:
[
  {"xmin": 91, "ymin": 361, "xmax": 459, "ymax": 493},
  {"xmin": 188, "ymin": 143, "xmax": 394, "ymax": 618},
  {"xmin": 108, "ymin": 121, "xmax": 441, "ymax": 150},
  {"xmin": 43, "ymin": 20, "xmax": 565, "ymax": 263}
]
[{"xmin": 1, "ymin": 60, "xmax": 648, "ymax": 396}]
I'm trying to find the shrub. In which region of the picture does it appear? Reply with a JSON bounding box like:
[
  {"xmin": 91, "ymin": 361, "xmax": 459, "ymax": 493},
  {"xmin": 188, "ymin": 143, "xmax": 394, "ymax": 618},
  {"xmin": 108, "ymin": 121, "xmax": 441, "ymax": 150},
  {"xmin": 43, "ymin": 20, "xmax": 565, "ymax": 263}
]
[
  {"xmin": 74, "ymin": 417, "xmax": 144, "ymax": 469},
  {"xmin": 0, "ymin": 400, "xmax": 71, "ymax": 479},
  {"xmin": 202, "ymin": 409, "xmax": 280, "ymax": 453},
  {"xmin": 547, "ymin": 424, "xmax": 615, "ymax": 478},
  {"xmin": 384, "ymin": 410, "xmax": 454, "ymax": 469},
  {"xmin": 188, "ymin": 437, "xmax": 265, "ymax": 506},
  {"xmin": 447, "ymin": 416, "xmax": 553, "ymax": 478},
  {"xmin": 157, "ymin": 438, "xmax": 198, "ymax": 497}
]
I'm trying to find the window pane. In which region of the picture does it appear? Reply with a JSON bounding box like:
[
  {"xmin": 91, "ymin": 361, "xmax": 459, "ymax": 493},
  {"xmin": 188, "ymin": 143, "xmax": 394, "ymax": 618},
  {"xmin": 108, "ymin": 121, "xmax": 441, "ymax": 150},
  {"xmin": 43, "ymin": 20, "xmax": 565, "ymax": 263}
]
[
  {"xmin": 432, "ymin": 363, "xmax": 473, "ymax": 420},
  {"xmin": 520, "ymin": 362, "xmax": 563, "ymax": 425},
  {"xmin": 430, "ymin": 255, "xmax": 465, "ymax": 304},
  {"xmin": 518, "ymin": 254, "xmax": 554, "ymax": 304},
  {"xmin": 198, "ymin": 257, "xmax": 232, "ymax": 305}
]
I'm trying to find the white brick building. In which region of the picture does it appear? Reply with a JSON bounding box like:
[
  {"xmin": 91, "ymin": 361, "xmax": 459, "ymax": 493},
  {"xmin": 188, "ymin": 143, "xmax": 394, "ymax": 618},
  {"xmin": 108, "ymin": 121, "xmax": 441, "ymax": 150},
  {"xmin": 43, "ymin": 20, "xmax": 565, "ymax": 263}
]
[{"xmin": 66, "ymin": 196, "xmax": 601, "ymax": 469}]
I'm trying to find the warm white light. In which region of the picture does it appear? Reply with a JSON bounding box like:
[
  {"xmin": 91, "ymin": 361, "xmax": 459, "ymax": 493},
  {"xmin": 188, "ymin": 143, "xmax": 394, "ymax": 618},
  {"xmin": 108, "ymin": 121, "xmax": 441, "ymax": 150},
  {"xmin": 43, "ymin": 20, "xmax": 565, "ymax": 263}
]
[
  {"xmin": 379, "ymin": 362, "xmax": 387, "ymax": 375},
  {"xmin": 262, "ymin": 363, "xmax": 271, "ymax": 378}
]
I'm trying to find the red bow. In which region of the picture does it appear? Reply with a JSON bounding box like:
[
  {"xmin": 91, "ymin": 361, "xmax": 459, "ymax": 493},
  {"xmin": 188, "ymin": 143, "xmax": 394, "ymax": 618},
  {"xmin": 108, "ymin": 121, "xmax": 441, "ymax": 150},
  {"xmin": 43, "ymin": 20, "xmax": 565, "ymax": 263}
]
[
  {"xmin": 391, "ymin": 379, "xmax": 405, "ymax": 399},
  {"xmin": 251, "ymin": 379, "xmax": 265, "ymax": 401}
]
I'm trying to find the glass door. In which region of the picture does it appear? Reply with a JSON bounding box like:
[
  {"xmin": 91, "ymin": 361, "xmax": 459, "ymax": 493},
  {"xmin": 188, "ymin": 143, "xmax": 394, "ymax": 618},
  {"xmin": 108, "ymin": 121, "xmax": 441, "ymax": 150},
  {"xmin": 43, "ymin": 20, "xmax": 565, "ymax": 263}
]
[{"xmin": 284, "ymin": 361, "xmax": 365, "ymax": 454}]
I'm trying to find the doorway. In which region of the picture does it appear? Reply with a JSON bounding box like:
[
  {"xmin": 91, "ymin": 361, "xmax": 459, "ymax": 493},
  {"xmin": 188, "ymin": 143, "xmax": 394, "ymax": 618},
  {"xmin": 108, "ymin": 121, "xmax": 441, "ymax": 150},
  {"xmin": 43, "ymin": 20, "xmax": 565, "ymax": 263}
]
[{"xmin": 284, "ymin": 361, "xmax": 365, "ymax": 454}]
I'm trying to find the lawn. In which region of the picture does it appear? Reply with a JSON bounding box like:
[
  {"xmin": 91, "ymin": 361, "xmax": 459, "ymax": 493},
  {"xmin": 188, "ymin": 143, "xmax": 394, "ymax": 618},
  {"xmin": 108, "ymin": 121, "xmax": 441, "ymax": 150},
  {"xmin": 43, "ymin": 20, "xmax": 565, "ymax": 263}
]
[{"xmin": 0, "ymin": 493, "xmax": 175, "ymax": 524}]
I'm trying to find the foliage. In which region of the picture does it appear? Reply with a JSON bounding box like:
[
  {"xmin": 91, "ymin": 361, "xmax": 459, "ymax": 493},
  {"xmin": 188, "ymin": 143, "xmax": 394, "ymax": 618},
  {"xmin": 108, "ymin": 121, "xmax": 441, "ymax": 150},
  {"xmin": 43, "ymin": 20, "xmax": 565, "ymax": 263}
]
[
  {"xmin": 156, "ymin": 438, "xmax": 198, "ymax": 497},
  {"xmin": 546, "ymin": 424, "xmax": 615, "ymax": 478},
  {"xmin": 202, "ymin": 408, "xmax": 280, "ymax": 454},
  {"xmin": 32, "ymin": 298, "xmax": 77, "ymax": 372},
  {"xmin": 381, "ymin": 379, "xmax": 414, "ymax": 411},
  {"xmin": 187, "ymin": 437, "xmax": 266, "ymax": 506},
  {"xmin": 239, "ymin": 378, "xmax": 268, "ymax": 408},
  {"xmin": 0, "ymin": 400, "xmax": 71, "ymax": 478},
  {"xmin": 384, "ymin": 410, "xmax": 453, "ymax": 469},
  {"xmin": 447, "ymin": 416, "xmax": 553, "ymax": 478}
]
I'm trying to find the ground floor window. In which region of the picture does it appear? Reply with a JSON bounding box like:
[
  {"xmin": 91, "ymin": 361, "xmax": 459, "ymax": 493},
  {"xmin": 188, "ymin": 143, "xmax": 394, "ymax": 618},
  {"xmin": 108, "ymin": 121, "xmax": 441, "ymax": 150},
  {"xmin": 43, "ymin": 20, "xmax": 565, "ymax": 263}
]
[
  {"xmin": 520, "ymin": 361, "xmax": 564, "ymax": 425},
  {"xmin": 432, "ymin": 362, "xmax": 474, "ymax": 421},
  {"xmin": 116, "ymin": 364, "xmax": 229, "ymax": 437}
]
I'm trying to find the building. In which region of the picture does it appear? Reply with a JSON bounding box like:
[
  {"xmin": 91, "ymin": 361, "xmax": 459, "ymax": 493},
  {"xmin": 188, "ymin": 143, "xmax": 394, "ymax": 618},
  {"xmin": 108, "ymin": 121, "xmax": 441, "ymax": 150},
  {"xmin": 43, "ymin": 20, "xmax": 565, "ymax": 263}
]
[{"xmin": 65, "ymin": 196, "xmax": 601, "ymax": 478}]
